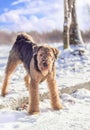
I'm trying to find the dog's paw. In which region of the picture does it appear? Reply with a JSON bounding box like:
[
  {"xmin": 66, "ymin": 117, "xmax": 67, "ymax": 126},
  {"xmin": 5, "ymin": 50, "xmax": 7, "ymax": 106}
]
[
  {"xmin": 1, "ymin": 90, "xmax": 7, "ymax": 97},
  {"xmin": 29, "ymin": 111, "xmax": 40, "ymax": 115},
  {"xmin": 52, "ymin": 103, "xmax": 63, "ymax": 110},
  {"xmin": 28, "ymin": 108, "xmax": 40, "ymax": 115}
]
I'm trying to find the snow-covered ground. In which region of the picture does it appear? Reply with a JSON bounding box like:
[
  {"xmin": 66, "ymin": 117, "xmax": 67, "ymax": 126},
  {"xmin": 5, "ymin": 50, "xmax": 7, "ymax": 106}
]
[
  {"xmin": 0, "ymin": 43, "xmax": 90, "ymax": 130},
  {"xmin": 0, "ymin": 88, "xmax": 90, "ymax": 130}
]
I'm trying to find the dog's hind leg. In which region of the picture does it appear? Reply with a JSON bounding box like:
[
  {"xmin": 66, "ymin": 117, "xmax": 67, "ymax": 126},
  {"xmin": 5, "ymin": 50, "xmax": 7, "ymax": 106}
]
[
  {"xmin": 24, "ymin": 74, "xmax": 30, "ymax": 90},
  {"xmin": 1, "ymin": 53, "xmax": 21, "ymax": 96}
]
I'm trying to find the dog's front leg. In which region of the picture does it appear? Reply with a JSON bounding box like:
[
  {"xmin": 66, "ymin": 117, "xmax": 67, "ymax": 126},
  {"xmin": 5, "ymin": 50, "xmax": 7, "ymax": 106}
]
[
  {"xmin": 28, "ymin": 79, "xmax": 40, "ymax": 114},
  {"xmin": 47, "ymin": 71, "xmax": 63, "ymax": 110}
]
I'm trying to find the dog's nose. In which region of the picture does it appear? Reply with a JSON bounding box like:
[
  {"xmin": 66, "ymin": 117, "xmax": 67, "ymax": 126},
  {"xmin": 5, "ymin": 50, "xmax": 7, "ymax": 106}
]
[{"xmin": 43, "ymin": 62, "xmax": 48, "ymax": 67}]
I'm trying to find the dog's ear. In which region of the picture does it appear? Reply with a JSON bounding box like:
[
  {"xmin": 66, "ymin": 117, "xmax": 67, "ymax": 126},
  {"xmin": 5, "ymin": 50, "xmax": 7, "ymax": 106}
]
[
  {"xmin": 33, "ymin": 46, "xmax": 38, "ymax": 56},
  {"xmin": 52, "ymin": 47, "xmax": 59, "ymax": 59},
  {"xmin": 33, "ymin": 45, "xmax": 43, "ymax": 56}
]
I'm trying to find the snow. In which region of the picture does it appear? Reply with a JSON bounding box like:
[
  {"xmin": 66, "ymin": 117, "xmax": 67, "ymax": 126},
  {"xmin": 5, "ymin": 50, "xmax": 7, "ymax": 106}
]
[
  {"xmin": 57, "ymin": 44, "xmax": 90, "ymax": 87},
  {"xmin": 0, "ymin": 43, "xmax": 90, "ymax": 130},
  {"xmin": 0, "ymin": 89, "xmax": 90, "ymax": 130}
]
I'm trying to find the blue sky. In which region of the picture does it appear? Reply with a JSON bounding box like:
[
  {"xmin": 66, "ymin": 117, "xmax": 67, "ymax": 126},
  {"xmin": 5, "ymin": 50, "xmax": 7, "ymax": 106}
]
[{"xmin": 0, "ymin": 0, "xmax": 90, "ymax": 32}]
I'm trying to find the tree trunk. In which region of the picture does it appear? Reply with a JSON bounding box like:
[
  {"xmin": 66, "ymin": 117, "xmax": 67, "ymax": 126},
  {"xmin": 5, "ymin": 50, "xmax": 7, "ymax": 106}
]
[
  {"xmin": 63, "ymin": 0, "xmax": 84, "ymax": 49},
  {"xmin": 63, "ymin": 0, "xmax": 71, "ymax": 49},
  {"xmin": 69, "ymin": 0, "xmax": 84, "ymax": 45}
]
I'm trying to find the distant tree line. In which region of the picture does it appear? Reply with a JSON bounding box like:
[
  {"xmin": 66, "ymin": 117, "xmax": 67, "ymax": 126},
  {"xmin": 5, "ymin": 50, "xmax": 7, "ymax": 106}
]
[{"xmin": 0, "ymin": 30, "xmax": 90, "ymax": 45}]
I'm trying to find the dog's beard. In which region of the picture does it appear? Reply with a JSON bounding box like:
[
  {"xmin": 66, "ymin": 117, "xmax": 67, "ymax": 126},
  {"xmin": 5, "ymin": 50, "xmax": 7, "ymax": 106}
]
[
  {"xmin": 41, "ymin": 69, "xmax": 49, "ymax": 76},
  {"xmin": 39, "ymin": 65, "xmax": 52, "ymax": 76}
]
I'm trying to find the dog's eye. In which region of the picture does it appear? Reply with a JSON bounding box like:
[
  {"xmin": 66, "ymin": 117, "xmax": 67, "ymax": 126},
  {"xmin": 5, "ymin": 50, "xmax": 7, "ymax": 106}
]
[
  {"xmin": 40, "ymin": 54, "xmax": 43, "ymax": 57},
  {"xmin": 49, "ymin": 54, "xmax": 53, "ymax": 57}
]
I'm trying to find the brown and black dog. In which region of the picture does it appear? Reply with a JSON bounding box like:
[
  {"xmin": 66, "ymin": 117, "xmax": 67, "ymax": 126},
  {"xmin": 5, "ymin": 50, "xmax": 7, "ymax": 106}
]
[{"xmin": 1, "ymin": 33, "xmax": 63, "ymax": 114}]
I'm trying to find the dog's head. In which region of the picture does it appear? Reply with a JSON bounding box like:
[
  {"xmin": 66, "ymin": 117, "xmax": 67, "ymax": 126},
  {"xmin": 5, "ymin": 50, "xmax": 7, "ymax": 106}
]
[{"xmin": 33, "ymin": 45, "xmax": 59, "ymax": 76}]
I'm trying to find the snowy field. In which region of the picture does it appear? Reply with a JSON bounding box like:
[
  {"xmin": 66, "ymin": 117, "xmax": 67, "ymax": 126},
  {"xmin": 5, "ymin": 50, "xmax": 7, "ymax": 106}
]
[
  {"xmin": 0, "ymin": 43, "xmax": 90, "ymax": 130},
  {"xmin": 0, "ymin": 89, "xmax": 90, "ymax": 130}
]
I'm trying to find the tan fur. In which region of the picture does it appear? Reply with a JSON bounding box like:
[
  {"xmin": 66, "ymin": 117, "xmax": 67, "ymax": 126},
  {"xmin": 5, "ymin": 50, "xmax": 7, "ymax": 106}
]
[
  {"xmin": 24, "ymin": 74, "xmax": 30, "ymax": 89},
  {"xmin": 1, "ymin": 33, "xmax": 63, "ymax": 114},
  {"xmin": 47, "ymin": 70, "xmax": 62, "ymax": 110}
]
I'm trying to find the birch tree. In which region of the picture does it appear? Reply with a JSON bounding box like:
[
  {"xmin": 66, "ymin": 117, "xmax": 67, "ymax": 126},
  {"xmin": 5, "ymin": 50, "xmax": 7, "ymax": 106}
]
[{"xmin": 63, "ymin": 0, "xmax": 84, "ymax": 49}]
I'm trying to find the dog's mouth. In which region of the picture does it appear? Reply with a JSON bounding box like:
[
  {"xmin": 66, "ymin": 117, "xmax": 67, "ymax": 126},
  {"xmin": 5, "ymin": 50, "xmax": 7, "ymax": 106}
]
[
  {"xmin": 40, "ymin": 62, "xmax": 49, "ymax": 70},
  {"xmin": 39, "ymin": 62, "xmax": 52, "ymax": 76}
]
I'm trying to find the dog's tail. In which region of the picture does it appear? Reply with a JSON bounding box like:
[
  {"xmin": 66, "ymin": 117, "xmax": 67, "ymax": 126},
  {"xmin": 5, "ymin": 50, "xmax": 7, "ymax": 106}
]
[{"xmin": 16, "ymin": 32, "xmax": 34, "ymax": 43}]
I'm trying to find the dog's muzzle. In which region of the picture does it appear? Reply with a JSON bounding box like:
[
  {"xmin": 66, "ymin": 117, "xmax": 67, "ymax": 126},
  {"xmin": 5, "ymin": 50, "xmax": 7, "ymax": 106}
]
[{"xmin": 43, "ymin": 62, "xmax": 48, "ymax": 67}]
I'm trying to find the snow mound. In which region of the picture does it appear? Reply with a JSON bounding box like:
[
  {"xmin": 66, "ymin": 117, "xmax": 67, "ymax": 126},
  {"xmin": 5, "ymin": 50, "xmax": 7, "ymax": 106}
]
[{"xmin": 72, "ymin": 88, "xmax": 90, "ymax": 99}]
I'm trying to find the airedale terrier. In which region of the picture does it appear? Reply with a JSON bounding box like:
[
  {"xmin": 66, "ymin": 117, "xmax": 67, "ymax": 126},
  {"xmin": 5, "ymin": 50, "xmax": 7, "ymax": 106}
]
[{"xmin": 1, "ymin": 33, "xmax": 63, "ymax": 114}]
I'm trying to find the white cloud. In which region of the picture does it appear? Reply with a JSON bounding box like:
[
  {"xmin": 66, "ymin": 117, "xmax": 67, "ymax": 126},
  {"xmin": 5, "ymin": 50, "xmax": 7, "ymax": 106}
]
[
  {"xmin": 0, "ymin": 11, "xmax": 20, "ymax": 23},
  {"xmin": 11, "ymin": 0, "xmax": 30, "ymax": 6},
  {"xmin": 0, "ymin": 0, "xmax": 90, "ymax": 32}
]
